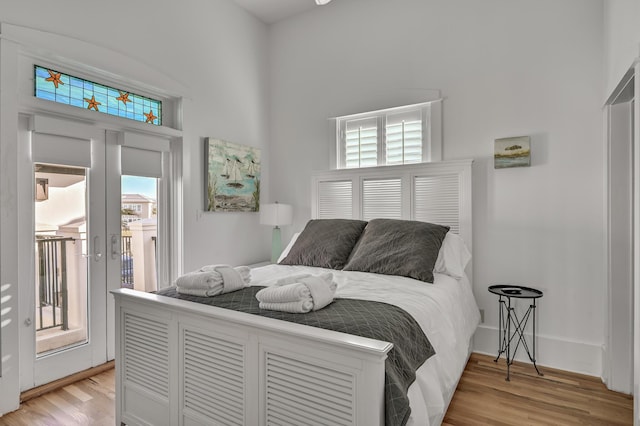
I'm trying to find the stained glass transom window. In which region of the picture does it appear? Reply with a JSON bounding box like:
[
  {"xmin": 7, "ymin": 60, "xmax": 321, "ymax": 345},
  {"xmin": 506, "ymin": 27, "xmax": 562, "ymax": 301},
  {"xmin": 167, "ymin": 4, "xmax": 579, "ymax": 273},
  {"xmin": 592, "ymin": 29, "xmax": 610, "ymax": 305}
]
[{"xmin": 34, "ymin": 65, "xmax": 162, "ymax": 126}]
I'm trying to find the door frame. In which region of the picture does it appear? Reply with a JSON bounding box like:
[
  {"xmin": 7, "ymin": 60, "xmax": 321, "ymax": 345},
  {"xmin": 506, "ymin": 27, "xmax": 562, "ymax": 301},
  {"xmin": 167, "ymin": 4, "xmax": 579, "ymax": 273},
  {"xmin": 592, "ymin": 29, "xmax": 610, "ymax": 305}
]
[
  {"xmin": 604, "ymin": 59, "xmax": 640, "ymax": 421},
  {"xmin": 0, "ymin": 21, "xmax": 184, "ymax": 413},
  {"xmin": 104, "ymin": 129, "xmax": 178, "ymax": 361},
  {"xmin": 633, "ymin": 61, "xmax": 640, "ymax": 426},
  {"xmin": 604, "ymin": 70, "xmax": 634, "ymax": 394},
  {"xmin": 19, "ymin": 114, "xmax": 108, "ymax": 389}
]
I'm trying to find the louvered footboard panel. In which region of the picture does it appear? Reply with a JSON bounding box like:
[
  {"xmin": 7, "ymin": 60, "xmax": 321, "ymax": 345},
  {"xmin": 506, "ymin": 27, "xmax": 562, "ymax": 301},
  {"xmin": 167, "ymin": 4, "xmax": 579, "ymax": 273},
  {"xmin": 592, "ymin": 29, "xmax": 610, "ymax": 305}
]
[
  {"xmin": 182, "ymin": 329, "xmax": 246, "ymax": 426},
  {"xmin": 122, "ymin": 311, "xmax": 172, "ymax": 425},
  {"xmin": 115, "ymin": 290, "xmax": 390, "ymax": 426},
  {"xmin": 264, "ymin": 351, "xmax": 356, "ymax": 426}
]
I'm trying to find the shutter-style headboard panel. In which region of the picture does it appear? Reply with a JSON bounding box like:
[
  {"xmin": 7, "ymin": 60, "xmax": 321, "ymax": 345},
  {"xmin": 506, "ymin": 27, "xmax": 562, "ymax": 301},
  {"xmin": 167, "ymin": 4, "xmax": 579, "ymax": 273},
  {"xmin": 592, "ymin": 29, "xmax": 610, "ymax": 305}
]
[{"xmin": 311, "ymin": 160, "xmax": 473, "ymax": 250}]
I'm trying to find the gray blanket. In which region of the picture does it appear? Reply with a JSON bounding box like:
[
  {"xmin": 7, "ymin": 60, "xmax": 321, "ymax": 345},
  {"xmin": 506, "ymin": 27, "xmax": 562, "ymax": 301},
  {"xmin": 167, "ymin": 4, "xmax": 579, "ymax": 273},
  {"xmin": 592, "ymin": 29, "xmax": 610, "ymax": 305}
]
[{"xmin": 157, "ymin": 286, "xmax": 435, "ymax": 426}]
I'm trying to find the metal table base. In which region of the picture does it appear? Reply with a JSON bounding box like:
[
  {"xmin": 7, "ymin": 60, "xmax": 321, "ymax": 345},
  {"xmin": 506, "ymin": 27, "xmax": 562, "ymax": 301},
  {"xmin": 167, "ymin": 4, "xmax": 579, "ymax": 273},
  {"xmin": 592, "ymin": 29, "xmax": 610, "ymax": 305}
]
[{"xmin": 489, "ymin": 285, "xmax": 544, "ymax": 381}]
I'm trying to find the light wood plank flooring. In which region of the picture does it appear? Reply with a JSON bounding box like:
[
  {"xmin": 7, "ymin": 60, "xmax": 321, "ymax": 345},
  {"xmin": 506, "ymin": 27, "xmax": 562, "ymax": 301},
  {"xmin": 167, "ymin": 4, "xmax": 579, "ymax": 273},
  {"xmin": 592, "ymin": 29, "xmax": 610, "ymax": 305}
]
[
  {"xmin": 0, "ymin": 353, "xmax": 632, "ymax": 425},
  {"xmin": 0, "ymin": 369, "xmax": 115, "ymax": 425},
  {"xmin": 444, "ymin": 353, "xmax": 633, "ymax": 425}
]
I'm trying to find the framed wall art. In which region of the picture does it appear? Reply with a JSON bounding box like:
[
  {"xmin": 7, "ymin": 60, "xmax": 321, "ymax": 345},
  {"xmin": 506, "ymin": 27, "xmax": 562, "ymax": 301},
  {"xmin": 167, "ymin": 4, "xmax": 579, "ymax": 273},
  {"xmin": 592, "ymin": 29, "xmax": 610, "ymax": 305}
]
[
  {"xmin": 494, "ymin": 136, "xmax": 531, "ymax": 169},
  {"xmin": 205, "ymin": 138, "xmax": 261, "ymax": 212}
]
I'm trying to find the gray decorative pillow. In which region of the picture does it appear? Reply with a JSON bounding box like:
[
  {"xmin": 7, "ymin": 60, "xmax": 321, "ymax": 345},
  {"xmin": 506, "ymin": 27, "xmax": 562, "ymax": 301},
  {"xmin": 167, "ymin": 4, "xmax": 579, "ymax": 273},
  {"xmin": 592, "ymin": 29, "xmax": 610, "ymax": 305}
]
[
  {"xmin": 279, "ymin": 219, "xmax": 368, "ymax": 269},
  {"xmin": 343, "ymin": 219, "xmax": 449, "ymax": 283}
]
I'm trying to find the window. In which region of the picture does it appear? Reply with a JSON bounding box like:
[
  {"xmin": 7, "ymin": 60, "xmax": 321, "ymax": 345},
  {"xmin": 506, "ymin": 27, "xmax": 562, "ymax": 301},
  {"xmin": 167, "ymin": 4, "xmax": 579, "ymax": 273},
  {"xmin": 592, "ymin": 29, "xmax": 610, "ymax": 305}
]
[
  {"xmin": 119, "ymin": 131, "xmax": 173, "ymax": 291},
  {"xmin": 121, "ymin": 176, "xmax": 158, "ymax": 290},
  {"xmin": 34, "ymin": 65, "xmax": 162, "ymax": 126},
  {"xmin": 122, "ymin": 204, "xmax": 142, "ymax": 212},
  {"xmin": 336, "ymin": 100, "xmax": 441, "ymax": 169}
]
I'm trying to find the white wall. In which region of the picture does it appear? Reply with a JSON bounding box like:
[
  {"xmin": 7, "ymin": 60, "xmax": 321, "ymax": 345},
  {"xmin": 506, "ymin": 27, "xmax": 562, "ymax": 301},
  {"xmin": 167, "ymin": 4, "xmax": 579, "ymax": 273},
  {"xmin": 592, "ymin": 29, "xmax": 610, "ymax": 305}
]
[
  {"xmin": 604, "ymin": 0, "xmax": 640, "ymax": 97},
  {"xmin": 269, "ymin": 0, "xmax": 606, "ymax": 375},
  {"xmin": 0, "ymin": 0, "xmax": 272, "ymax": 270}
]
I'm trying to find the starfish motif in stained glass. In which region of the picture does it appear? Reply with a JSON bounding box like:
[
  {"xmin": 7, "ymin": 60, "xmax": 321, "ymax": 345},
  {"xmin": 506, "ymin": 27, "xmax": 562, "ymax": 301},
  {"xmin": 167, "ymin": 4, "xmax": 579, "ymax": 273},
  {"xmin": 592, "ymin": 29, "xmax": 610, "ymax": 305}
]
[
  {"xmin": 144, "ymin": 109, "xmax": 157, "ymax": 123},
  {"xmin": 34, "ymin": 65, "xmax": 162, "ymax": 126},
  {"xmin": 84, "ymin": 95, "xmax": 101, "ymax": 111},
  {"xmin": 45, "ymin": 70, "xmax": 64, "ymax": 89},
  {"xmin": 116, "ymin": 91, "xmax": 131, "ymax": 105}
]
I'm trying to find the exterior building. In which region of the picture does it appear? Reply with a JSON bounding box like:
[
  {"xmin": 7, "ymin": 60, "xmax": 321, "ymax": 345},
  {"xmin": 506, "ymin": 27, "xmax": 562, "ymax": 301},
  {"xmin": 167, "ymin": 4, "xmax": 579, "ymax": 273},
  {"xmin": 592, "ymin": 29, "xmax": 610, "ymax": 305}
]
[{"xmin": 121, "ymin": 194, "xmax": 156, "ymax": 224}]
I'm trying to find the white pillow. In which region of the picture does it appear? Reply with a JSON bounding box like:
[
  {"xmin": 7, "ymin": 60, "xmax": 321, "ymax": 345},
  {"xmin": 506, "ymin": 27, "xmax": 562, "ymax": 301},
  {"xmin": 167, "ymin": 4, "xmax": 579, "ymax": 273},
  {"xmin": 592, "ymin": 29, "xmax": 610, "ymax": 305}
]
[
  {"xmin": 277, "ymin": 232, "xmax": 301, "ymax": 263},
  {"xmin": 434, "ymin": 232, "xmax": 471, "ymax": 279}
]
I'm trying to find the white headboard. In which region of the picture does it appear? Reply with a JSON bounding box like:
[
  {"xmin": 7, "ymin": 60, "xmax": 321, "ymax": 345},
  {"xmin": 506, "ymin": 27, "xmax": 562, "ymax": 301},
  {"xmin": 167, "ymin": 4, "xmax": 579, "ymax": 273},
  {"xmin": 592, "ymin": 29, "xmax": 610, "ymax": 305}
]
[{"xmin": 311, "ymin": 159, "xmax": 473, "ymax": 252}]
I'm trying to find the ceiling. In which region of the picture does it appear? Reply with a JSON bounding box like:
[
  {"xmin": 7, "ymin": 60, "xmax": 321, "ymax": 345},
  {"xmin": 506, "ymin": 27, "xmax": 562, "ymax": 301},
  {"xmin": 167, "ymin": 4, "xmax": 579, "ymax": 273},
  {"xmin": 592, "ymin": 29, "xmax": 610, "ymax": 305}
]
[{"xmin": 232, "ymin": 0, "xmax": 319, "ymax": 24}]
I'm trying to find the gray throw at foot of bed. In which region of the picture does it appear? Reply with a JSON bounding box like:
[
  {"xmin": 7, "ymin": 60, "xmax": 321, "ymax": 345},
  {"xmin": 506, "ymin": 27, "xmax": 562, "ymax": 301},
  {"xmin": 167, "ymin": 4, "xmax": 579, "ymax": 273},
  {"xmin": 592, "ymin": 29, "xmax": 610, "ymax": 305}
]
[{"xmin": 157, "ymin": 286, "xmax": 435, "ymax": 426}]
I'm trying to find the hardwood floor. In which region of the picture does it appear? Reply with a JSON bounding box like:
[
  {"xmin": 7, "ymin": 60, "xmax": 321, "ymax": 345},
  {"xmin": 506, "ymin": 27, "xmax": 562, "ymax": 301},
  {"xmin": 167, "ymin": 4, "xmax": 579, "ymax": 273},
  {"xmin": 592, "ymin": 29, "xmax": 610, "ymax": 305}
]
[
  {"xmin": 0, "ymin": 353, "xmax": 632, "ymax": 425},
  {"xmin": 0, "ymin": 369, "xmax": 115, "ymax": 425},
  {"xmin": 444, "ymin": 353, "xmax": 633, "ymax": 425}
]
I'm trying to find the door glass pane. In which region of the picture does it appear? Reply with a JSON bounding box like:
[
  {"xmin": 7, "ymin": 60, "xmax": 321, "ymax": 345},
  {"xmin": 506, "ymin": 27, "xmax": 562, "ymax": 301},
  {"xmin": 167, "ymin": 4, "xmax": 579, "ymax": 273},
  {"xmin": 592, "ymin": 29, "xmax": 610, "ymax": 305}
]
[
  {"xmin": 121, "ymin": 175, "xmax": 158, "ymax": 292},
  {"xmin": 34, "ymin": 164, "xmax": 88, "ymax": 356}
]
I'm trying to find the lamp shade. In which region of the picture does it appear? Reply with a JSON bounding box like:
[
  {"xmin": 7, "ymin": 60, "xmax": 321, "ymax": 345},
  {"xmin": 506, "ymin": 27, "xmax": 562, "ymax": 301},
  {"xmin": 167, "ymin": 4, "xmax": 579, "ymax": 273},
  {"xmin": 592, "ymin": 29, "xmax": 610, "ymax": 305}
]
[{"xmin": 260, "ymin": 203, "xmax": 293, "ymax": 227}]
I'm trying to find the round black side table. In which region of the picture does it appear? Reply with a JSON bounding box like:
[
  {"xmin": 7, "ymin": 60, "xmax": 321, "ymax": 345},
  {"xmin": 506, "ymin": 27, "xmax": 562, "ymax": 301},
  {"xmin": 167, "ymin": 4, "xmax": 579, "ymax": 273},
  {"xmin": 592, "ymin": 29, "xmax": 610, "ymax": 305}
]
[{"xmin": 488, "ymin": 284, "xmax": 544, "ymax": 381}]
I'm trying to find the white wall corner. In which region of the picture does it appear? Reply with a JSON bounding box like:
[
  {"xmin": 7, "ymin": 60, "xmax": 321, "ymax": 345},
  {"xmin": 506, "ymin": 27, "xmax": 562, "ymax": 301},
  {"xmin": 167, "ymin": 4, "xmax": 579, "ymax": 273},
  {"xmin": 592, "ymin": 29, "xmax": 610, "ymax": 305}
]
[
  {"xmin": 601, "ymin": 344, "xmax": 608, "ymax": 386},
  {"xmin": 473, "ymin": 325, "xmax": 603, "ymax": 378}
]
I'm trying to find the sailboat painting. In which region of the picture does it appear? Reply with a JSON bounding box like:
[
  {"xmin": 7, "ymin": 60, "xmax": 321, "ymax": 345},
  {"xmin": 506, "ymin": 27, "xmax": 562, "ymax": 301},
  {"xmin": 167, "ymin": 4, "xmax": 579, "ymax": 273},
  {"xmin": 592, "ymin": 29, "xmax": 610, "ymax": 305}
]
[{"xmin": 205, "ymin": 138, "xmax": 261, "ymax": 212}]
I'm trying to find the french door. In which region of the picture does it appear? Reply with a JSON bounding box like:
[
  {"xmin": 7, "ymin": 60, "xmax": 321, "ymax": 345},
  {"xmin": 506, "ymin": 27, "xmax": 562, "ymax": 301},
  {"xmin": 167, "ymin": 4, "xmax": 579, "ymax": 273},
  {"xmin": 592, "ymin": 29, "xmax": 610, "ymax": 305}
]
[
  {"xmin": 19, "ymin": 116, "xmax": 118, "ymax": 389},
  {"xmin": 19, "ymin": 113, "xmax": 171, "ymax": 390}
]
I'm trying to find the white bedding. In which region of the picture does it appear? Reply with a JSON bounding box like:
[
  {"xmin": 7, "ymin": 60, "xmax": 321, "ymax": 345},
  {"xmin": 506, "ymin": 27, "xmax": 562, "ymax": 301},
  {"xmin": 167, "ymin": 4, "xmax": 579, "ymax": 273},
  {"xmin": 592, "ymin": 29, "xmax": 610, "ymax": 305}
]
[{"xmin": 250, "ymin": 264, "xmax": 480, "ymax": 426}]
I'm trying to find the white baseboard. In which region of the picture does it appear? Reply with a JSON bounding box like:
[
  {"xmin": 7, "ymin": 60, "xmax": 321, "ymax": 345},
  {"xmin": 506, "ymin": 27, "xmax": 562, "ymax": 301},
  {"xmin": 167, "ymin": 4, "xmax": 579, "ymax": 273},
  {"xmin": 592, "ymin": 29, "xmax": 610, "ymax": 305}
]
[{"xmin": 473, "ymin": 325, "xmax": 602, "ymax": 377}]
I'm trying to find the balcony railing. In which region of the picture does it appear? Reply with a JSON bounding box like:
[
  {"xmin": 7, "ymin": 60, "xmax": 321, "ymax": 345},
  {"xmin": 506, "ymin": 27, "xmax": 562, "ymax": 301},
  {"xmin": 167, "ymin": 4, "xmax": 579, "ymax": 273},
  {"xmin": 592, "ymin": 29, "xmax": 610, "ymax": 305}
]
[
  {"xmin": 35, "ymin": 234, "xmax": 149, "ymax": 332},
  {"xmin": 121, "ymin": 235, "xmax": 133, "ymax": 288},
  {"xmin": 35, "ymin": 235, "xmax": 74, "ymax": 332}
]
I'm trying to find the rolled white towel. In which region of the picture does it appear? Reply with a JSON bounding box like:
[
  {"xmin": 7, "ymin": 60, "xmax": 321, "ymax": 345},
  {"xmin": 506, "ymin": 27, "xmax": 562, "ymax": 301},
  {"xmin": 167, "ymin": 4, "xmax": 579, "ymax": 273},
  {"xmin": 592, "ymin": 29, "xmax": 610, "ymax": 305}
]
[
  {"xmin": 299, "ymin": 273, "xmax": 336, "ymax": 311},
  {"xmin": 235, "ymin": 265, "xmax": 252, "ymax": 283},
  {"xmin": 256, "ymin": 283, "xmax": 311, "ymax": 303},
  {"xmin": 175, "ymin": 270, "xmax": 221, "ymax": 291},
  {"xmin": 214, "ymin": 265, "xmax": 247, "ymax": 293},
  {"xmin": 200, "ymin": 264, "xmax": 252, "ymax": 283},
  {"xmin": 176, "ymin": 265, "xmax": 250, "ymax": 296},
  {"xmin": 257, "ymin": 272, "xmax": 337, "ymax": 313},
  {"xmin": 259, "ymin": 300, "xmax": 314, "ymax": 314}
]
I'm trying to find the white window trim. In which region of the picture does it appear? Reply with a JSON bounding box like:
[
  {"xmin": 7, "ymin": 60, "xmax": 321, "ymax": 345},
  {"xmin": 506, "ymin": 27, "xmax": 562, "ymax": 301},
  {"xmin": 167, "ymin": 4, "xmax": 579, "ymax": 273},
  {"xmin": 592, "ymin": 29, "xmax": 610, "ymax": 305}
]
[{"xmin": 334, "ymin": 100, "xmax": 442, "ymax": 169}]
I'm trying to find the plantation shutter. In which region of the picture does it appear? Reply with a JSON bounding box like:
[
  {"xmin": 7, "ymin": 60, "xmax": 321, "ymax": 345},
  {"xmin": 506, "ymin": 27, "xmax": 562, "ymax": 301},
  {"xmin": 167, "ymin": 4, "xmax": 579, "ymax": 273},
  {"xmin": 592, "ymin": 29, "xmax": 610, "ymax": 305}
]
[
  {"xmin": 318, "ymin": 180, "xmax": 353, "ymax": 219},
  {"xmin": 345, "ymin": 117, "xmax": 377, "ymax": 168},
  {"xmin": 335, "ymin": 98, "xmax": 441, "ymax": 169},
  {"xmin": 385, "ymin": 109, "xmax": 422, "ymax": 165},
  {"xmin": 362, "ymin": 178, "xmax": 402, "ymax": 220},
  {"xmin": 413, "ymin": 174, "xmax": 460, "ymax": 233}
]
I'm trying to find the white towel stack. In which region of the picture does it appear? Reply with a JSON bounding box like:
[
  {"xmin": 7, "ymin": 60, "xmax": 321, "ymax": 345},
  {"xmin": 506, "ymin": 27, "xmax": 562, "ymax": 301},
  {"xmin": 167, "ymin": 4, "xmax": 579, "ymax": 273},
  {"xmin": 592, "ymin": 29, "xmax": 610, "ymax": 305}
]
[
  {"xmin": 176, "ymin": 265, "xmax": 251, "ymax": 296},
  {"xmin": 255, "ymin": 273, "xmax": 337, "ymax": 313}
]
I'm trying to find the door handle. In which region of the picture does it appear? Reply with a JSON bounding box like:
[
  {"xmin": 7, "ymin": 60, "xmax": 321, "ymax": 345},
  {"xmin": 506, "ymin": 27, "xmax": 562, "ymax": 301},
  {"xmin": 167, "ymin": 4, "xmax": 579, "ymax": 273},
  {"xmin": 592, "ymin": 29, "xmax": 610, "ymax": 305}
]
[
  {"xmin": 93, "ymin": 236, "xmax": 102, "ymax": 261},
  {"xmin": 111, "ymin": 234, "xmax": 120, "ymax": 260}
]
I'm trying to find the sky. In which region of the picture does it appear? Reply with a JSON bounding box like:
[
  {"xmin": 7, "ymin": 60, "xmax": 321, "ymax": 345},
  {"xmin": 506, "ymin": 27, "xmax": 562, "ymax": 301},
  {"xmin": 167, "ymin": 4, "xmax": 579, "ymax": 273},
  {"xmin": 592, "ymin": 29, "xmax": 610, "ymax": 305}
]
[{"xmin": 122, "ymin": 175, "xmax": 157, "ymax": 199}]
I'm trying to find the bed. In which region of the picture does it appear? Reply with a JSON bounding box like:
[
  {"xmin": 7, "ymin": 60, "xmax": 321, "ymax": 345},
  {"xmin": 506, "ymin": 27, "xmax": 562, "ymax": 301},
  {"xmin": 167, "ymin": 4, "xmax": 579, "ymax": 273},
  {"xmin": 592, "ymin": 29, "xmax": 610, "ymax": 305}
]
[{"xmin": 112, "ymin": 159, "xmax": 478, "ymax": 426}]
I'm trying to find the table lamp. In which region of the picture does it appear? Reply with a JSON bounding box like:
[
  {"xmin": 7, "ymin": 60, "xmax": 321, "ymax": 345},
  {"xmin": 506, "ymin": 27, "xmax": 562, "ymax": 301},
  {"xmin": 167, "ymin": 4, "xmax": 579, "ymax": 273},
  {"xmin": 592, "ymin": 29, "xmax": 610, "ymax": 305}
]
[{"xmin": 260, "ymin": 202, "xmax": 293, "ymax": 263}]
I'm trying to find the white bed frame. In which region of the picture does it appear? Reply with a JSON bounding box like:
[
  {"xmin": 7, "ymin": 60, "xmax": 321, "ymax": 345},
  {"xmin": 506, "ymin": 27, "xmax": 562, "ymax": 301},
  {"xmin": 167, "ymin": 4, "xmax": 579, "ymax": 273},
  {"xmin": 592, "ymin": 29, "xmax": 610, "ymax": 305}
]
[{"xmin": 112, "ymin": 159, "xmax": 473, "ymax": 426}]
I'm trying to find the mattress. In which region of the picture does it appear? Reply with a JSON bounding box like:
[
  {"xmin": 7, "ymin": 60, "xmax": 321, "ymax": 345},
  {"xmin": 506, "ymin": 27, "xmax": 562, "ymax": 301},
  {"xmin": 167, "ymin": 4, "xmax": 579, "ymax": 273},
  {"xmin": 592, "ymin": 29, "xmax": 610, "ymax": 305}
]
[{"xmin": 250, "ymin": 264, "xmax": 481, "ymax": 426}]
